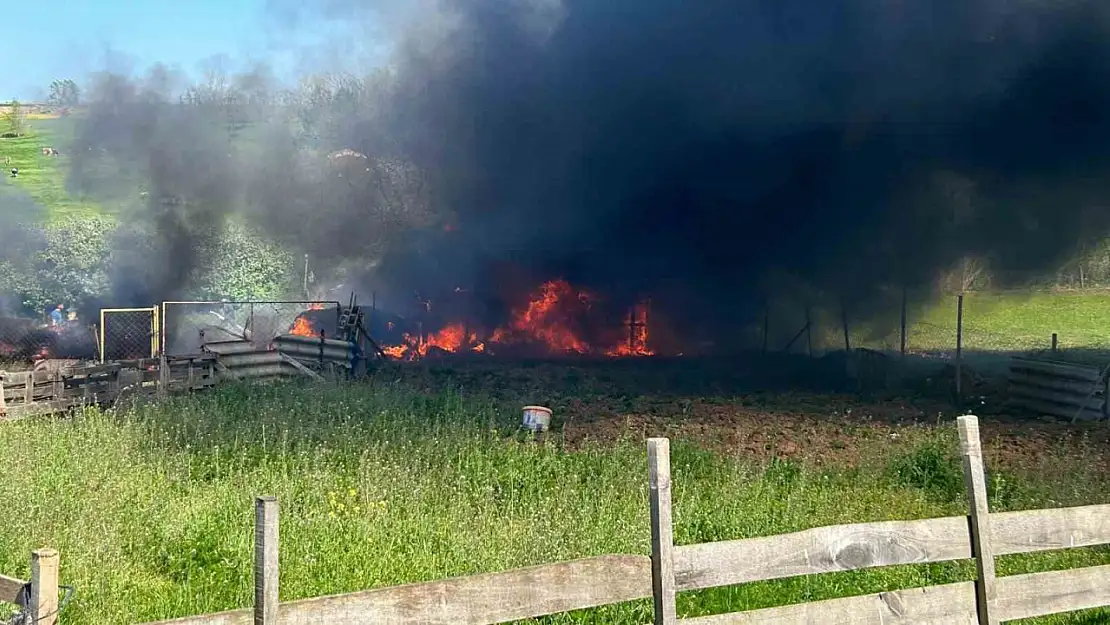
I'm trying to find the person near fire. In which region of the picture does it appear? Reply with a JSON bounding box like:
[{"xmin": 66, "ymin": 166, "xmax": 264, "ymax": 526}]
[{"xmin": 49, "ymin": 304, "xmax": 65, "ymax": 327}]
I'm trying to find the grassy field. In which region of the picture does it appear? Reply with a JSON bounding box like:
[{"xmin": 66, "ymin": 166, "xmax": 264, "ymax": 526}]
[
  {"xmin": 1, "ymin": 374, "xmax": 1109, "ymax": 624},
  {"xmin": 0, "ymin": 117, "xmax": 105, "ymax": 222}
]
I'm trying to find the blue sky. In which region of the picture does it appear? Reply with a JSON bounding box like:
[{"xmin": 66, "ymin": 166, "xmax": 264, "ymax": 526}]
[{"xmin": 0, "ymin": 0, "xmax": 364, "ymax": 101}]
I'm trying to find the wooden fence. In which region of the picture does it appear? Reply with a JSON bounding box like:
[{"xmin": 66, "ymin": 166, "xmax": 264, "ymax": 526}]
[
  {"xmin": 104, "ymin": 415, "xmax": 1108, "ymax": 625},
  {"xmin": 1006, "ymin": 356, "xmax": 1108, "ymax": 421},
  {"xmin": 0, "ymin": 335, "xmax": 356, "ymax": 421},
  {"xmin": 0, "ymin": 549, "xmax": 61, "ymax": 625}
]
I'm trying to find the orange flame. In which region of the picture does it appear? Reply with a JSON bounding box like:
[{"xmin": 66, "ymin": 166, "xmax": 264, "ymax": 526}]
[
  {"xmin": 290, "ymin": 316, "xmax": 316, "ymax": 337},
  {"xmin": 489, "ymin": 280, "xmax": 590, "ymax": 353},
  {"xmin": 382, "ymin": 280, "xmax": 655, "ymax": 359},
  {"xmin": 605, "ymin": 302, "xmax": 655, "ymax": 356},
  {"xmin": 384, "ymin": 322, "xmax": 486, "ymax": 360}
]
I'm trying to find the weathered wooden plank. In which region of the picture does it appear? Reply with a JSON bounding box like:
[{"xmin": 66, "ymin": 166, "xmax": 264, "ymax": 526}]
[
  {"xmin": 283, "ymin": 555, "xmax": 651, "ymax": 625},
  {"xmin": 255, "ymin": 496, "xmax": 279, "ymax": 625},
  {"xmin": 673, "ymin": 515, "xmax": 970, "ymax": 591},
  {"xmin": 993, "ymin": 504, "xmax": 1110, "ymax": 555},
  {"xmin": 0, "ymin": 572, "xmax": 26, "ymax": 604},
  {"xmin": 996, "ymin": 564, "xmax": 1110, "ymax": 621},
  {"xmin": 649, "ymin": 438, "xmax": 677, "ymax": 625},
  {"xmin": 136, "ymin": 610, "xmax": 251, "ymax": 625},
  {"xmin": 959, "ymin": 415, "xmax": 999, "ymax": 625},
  {"xmin": 137, "ymin": 556, "xmax": 652, "ymax": 625},
  {"xmin": 30, "ymin": 549, "xmax": 59, "ymax": 625},
  {"xmin": 679, "ymin": 580, "xmax": 978, "ymax": 624},
  {"xmin": 1010, "ymin": 358, "xmax": 1101, "ymax": 382}
]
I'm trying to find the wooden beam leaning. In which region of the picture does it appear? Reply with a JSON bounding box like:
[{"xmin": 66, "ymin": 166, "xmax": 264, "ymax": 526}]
[
  {"xmin": 254, "ymin": 496, "xmax": 279, "ymax": 625},
  {"xmin": 649, "ymin": 437, "xmax": 678, "ymax": 625},
  {"xmin": 958, "ymin": 414, "xmax": 998, "ymax": 625}
]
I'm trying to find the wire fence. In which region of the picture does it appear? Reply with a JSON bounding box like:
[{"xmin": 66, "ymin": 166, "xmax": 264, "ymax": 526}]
[
  {"xmin": 759, "ymin": 289, "xmax": 1110, "ymax": 375},
  {"xmin": 160, "ymin": 301, "xmax": 341, "ymax": 356}
]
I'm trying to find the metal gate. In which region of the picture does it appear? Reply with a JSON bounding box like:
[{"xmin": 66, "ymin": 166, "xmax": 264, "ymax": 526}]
[{"xmin": 99, "ymin": 307, "xmax": 159, "ymax": 362}]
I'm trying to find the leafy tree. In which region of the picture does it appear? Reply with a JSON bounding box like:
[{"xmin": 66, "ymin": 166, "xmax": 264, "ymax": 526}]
[
  {"xmin": 193, "ymin": 220, "xmax": 297, "ymax": 300},
  {"xmin": 0, "ymin": 216, "xmax": 114, "ymax": 315},
  {"xmin": 1, "ymin": 100, "xmax": 27, "ymax": 137},
  {"xmin": 47, "ymin": 79, "xmax": 80, "ymax": 108}
]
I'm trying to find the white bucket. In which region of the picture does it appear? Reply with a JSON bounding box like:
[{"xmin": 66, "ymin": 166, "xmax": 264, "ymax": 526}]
[{"xmin": 521, "ymin": 405, "xmax": 552, "ymax": 432}]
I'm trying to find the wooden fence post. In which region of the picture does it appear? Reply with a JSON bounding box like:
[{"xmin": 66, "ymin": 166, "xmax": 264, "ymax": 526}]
[
  {"xmin": 159, "ymin": 353, "xmax": 170, "ymax": 397},
  {"xmin": 648, "ymin": 438, "xmax": 677, "ymax": 625},
  {"xmin": 958, "ymin": 415, "xmax": 998, "ymax": 625},
  {"xmin": 255, "ymin": 496, "xmax": 279, "ymax": 625},
  {"xmin": 30, "ymin": 548, "xmax": 59, "ymax": 625},
  {"xmin": 956, "ymin": 294, "xmax": 964, "ymax": 402}
]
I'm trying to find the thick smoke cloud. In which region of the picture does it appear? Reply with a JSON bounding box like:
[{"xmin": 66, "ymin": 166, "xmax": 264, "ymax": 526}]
[
  {"xmin": 371, "ymin": 1, "xmax": 1110, "ymax": 330},
  {"xmin": 67, "ymin": 0, "xmax": 1110, "ymax": 347}
]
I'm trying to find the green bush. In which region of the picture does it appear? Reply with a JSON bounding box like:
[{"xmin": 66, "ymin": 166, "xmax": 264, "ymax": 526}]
[{"xmin": 886, "ymin": 434, "xmax": 964, "ymax": 503}]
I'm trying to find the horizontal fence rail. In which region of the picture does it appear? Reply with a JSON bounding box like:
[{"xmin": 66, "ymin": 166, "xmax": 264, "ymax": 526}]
[{"xmin": 119, "ymin": 415, "xmax": 1110, "ymax": 625}]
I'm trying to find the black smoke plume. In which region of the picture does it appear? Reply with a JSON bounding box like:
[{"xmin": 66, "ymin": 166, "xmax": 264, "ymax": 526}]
[
  {"xmin": 67, "ymin": 0, "xmax": 1110, "ymax": 348},
  {"xmin": 365, "ymin": 0, "xmax": 1110, "ymax": 347}
]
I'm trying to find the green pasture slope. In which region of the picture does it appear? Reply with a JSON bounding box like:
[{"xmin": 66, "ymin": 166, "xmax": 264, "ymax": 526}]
[
  {"xmin": 906, "ymin": 290, "xmax": 1110, "ymax": 357},
  {"xmin": 0, "ymin": 116, "xmax": 104, "ymax": 221},
  {"xmin": 1, "ymin": 382, "xmax": 1109, "ymax": 624}
]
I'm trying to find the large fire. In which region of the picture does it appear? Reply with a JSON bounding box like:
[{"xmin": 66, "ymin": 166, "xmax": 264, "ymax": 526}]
[{"xmin": 383, "ymin": 279, "xmax": 654, "ymax": 360}]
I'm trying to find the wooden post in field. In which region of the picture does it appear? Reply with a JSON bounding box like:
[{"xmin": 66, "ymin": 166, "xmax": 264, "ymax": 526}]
[
  {"xmin": 255, "ymin": 496, "xmax": 279, "ymax": 625},
  {"xmin": 900, "ymin": 287, "xmax": 908, "ymax": 359},
  {"xmin": 1051, "ymin": 333, "xmax": 1058, "ymax": 353},
  {"xmin": 30, "ymin": 548, "xmax": 59, "ymax": 625},
  {"xmin": 956, "ymin": 294, "xmax": 964, "ymax": 402},
  {"xmin": 159, "ymin": 353, "xmax": 170, "ymax": 397},
  {"xmin": 958, "ymin": 415, "xmax": 998, "ymax": 625},
  {"xmin": 647, "ymin": 438, "xmax": 677, "ymax": 625}
]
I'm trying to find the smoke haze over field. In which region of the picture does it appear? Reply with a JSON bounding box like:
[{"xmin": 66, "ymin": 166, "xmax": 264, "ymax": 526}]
[{"xmin": 61, "ymin": 0, "xmax": 1110, "ymax": 345}]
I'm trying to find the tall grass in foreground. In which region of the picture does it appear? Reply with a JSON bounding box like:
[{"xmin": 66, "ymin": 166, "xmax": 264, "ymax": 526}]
[{"xmin": 0, "ymin": 381, "xmax": 1107, "ymax": 624}]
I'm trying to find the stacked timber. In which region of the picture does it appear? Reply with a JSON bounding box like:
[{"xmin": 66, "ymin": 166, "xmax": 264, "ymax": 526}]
[{"xmin": 1007, "ymin": 356, "xmax": 1107, "ymax": 421}]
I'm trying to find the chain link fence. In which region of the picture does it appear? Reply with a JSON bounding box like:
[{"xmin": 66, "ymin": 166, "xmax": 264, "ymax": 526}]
[
  {"xmin": 99, "ymin": 308, "xmax": 158, "ymax": 362},
  {"xmin": 160, "ymin": 301, "xmax": 341, "ymax": 356}
]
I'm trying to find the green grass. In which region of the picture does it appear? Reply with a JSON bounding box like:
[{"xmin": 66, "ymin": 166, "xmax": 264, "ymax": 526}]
[
  {"xmin": 0, "ymin": 117, "xmax": 105, "ymax": 222},
  {"xmin": 0, "ymin": 380, "xmax": 1107, "ymax": 624}
]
